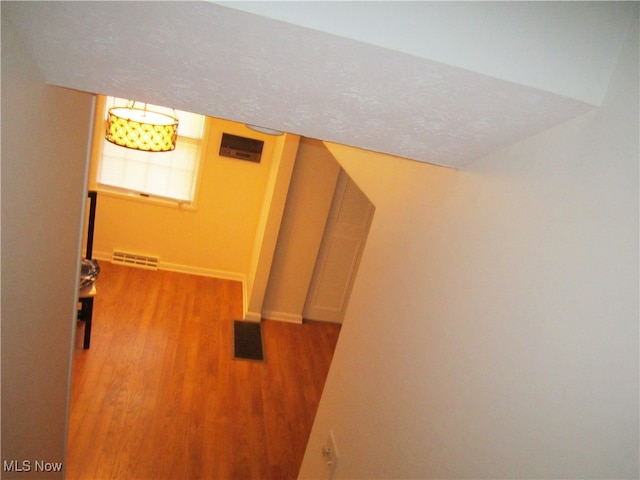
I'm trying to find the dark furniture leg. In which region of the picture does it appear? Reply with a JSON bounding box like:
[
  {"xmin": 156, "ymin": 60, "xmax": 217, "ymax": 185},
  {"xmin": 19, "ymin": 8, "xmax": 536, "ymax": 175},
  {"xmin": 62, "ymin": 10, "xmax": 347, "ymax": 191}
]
[
  {"xmin": 78, "ymin": 297, "xmax": 93, "ymax": 349},
  {"xmin": 78, "ymin": 190, "xmax": 98, "ymax": 349}
]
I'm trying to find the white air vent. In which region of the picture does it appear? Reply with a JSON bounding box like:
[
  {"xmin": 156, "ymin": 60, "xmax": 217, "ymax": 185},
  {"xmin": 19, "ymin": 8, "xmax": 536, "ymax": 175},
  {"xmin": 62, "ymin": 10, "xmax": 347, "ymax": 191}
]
[{"xmin": 112, "ymin": 250, "xmax": 159, "ymax": 270}]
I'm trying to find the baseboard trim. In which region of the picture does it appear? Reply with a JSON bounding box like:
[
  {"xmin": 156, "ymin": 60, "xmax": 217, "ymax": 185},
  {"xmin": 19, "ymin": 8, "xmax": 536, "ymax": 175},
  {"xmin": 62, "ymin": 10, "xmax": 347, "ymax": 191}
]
[
  {"xmin": 160, "ymin": 261, "xmax": 245, "ymax": 283},
  {"xmin": 93, "ymin": 250, "xmax": 245, "ymax": 283},
  {"xmin": 243, "ymin": 311, "xmax": 262, "ymax": 323},
  {"xmin": 262, "ymin": 311, "xmax": 303, "ymax": 324},
  {"xmin": 242, "ymin": 281, "xmax": 249, "ymax": 321}
]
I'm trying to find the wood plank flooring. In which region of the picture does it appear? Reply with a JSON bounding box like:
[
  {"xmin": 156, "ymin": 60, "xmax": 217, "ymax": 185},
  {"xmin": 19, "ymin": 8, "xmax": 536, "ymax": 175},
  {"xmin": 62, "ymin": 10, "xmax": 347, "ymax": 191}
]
[{"xmin": 67, "ymin": 262, "xmax": 341, "ymax": 480}]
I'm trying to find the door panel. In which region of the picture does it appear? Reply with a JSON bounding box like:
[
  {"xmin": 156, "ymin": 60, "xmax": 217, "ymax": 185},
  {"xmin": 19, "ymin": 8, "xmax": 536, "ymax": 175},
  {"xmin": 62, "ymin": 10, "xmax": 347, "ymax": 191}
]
[
  {"xmin": 304, "ymin": 171, "xmax": 374, "ymax": 323},
  {"xmin": 314, "ymin": 236, "xmax": 363, "ymax": 308}
]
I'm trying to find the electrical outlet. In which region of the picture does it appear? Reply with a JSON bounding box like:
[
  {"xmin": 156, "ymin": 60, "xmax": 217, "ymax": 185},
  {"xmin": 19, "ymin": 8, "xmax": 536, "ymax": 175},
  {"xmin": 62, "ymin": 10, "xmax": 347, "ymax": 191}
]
[{"xmin": 321, "ymin": 430, "xmax": 339, "ymax": 479}]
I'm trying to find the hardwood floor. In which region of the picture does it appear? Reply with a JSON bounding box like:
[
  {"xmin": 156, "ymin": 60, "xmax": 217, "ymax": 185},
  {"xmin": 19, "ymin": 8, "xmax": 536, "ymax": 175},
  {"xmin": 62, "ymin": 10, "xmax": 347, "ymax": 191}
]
[{"xmin": 67, "ymin": 262, "xmax": 341, "ymax": 480}]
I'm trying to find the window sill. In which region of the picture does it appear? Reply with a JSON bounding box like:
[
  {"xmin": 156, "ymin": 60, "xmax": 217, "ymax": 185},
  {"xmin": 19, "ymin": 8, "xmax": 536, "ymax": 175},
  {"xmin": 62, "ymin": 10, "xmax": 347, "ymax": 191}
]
[{"xmin": 95, "ymin": 187, "xmax": 198, "ymax": 212}]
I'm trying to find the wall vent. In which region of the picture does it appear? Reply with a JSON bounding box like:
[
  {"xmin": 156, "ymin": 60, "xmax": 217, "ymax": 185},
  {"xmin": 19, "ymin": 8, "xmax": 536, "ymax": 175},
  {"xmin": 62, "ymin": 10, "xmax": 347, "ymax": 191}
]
[
  {"xmin": 112, "ymin": 250, "xmax": 160, "ymax": 270},
  {"xmin": 219, "ymin": 133, "xmax": 264, "ymax": 163}
]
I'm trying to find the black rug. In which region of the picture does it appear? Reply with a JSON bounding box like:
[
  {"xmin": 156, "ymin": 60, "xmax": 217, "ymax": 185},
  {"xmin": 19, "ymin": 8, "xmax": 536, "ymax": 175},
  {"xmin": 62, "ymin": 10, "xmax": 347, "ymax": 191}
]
[{"xmin": 233, "ymin": 321, "xmax": 264, "ymax": 361}]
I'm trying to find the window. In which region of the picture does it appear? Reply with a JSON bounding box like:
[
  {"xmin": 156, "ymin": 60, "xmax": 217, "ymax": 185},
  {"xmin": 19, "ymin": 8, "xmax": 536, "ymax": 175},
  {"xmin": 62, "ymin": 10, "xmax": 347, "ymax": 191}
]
[{"xmin": 96, "ymin": 96, "xmax": 207, "ymax": 207}]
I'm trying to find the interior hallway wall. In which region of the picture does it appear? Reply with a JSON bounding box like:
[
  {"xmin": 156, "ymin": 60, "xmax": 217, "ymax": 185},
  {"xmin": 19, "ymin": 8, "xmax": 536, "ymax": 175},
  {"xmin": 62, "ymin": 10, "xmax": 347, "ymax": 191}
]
[
  {"xmin": 244, "ymin": 133, "xmax": 300, "ymax": 321},
  {"xmin": 300, "ymin": 14, "xmax": 639, "ymax": 479},
  {"xmin": 1, "ymin": 15, "xmax": 94, "ymax": 479}
]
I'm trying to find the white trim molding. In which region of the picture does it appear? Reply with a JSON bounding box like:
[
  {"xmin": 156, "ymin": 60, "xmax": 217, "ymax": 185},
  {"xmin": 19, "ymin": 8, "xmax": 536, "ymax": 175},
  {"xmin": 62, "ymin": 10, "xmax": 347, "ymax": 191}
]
[
  {"xmin": 93, "ymin": 249, "xmax": 246, "ymax": 283},
  {"xmin": 160, "ymin": 260, "xmax": 245, "ymax": 283},
  {"xmin": 243, "ymin": 311, "xmax": 262, "ymax": 323},
  {"xmin": 262, "ymin": 311, "xmax": 303, "ymax": 324}
]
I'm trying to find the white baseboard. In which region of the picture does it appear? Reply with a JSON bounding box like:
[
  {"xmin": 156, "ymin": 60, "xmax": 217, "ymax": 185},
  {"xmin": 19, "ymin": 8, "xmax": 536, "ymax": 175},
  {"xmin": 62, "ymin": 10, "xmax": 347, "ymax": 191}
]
[
  {"xmin": 262, "ymin": 311, "xmax": 303, "ymax": 324},
  {"xmin": 160, "ymin": 261, "xmax": 245, "ymax": 283},
  {"xmin": 243, "ymin": 281, "xmax": 249, "ymax": 321},
  {"xmin": 243, "ymin": 311, "xmax": 262, "ymax": 323},
  {"xmin": 93, "ymin": 250, "xmax": 245, "ymax": 283}
]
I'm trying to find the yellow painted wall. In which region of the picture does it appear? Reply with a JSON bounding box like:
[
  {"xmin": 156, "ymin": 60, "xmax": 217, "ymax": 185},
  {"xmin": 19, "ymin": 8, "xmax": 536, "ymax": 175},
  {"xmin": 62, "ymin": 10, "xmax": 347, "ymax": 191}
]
[
  {"xmin": 88, "ymin": 100, "xmax": 282, "ymax": 281},
  {"xmin": 244, "ymin": 133, "xmax": 300, "ymax": 321}
]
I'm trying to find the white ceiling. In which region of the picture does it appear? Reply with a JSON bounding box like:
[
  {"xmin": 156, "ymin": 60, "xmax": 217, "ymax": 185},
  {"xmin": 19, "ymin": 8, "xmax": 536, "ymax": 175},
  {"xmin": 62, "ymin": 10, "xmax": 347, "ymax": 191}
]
[
  {"xmin": 217, "ymin": 1, "xmax": 631, "ymax": 106},
  {"xmin": 4, "ymin": 1, "xmax": 635, "ymax": 168}
]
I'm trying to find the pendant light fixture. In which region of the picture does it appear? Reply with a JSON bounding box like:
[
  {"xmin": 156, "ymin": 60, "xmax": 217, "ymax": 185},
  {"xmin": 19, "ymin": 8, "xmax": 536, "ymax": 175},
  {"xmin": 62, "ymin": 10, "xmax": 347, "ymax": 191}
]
[{"xmin": 106, "ymin": 101, "xmax": 179, "ymax": 152}]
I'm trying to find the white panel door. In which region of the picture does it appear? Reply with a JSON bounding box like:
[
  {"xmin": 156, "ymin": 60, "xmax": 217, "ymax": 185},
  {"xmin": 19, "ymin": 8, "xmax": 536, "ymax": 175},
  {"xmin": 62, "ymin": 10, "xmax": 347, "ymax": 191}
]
[{"xmin": 303, "ymin": 171, "xmax": 374, "ymax": 323}]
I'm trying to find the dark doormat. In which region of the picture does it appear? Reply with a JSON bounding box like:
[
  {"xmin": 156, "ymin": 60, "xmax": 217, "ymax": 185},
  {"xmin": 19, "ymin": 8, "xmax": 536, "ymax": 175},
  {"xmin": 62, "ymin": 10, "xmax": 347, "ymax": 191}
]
[{"xmin": 233, "ymin": 320, "xmax": 264, "ymax": 361}]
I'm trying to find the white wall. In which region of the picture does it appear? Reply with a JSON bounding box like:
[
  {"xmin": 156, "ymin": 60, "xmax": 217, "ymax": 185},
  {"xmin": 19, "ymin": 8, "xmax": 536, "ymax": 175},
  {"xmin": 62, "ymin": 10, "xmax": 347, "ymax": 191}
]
[
  {"xmin": 1, "ymin": 15, "xmax": 94, "ymax": 479},
  {"xmin": 300, "ymin": 14, "xmax": 638, "ymax": 480}
]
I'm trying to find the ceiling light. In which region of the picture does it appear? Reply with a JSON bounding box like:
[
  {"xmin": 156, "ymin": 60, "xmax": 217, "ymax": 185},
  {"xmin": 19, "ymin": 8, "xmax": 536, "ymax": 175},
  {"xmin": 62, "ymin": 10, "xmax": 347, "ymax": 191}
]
[{"xmin": 106, "ymin": 102, "xmax": 179, "ymax": 152}]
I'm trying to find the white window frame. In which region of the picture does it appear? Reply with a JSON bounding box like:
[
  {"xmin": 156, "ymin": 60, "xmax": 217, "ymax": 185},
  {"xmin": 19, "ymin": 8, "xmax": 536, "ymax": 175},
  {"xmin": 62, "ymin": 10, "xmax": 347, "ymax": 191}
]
[{"xmin": 93, "ymin": 95, "xmax": 208, "ymax": 211}]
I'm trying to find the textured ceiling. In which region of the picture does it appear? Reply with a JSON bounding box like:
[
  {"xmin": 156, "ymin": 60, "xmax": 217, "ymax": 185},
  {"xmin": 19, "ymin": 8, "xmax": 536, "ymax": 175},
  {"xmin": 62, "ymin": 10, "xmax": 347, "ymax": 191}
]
[
  {"xmin": 4, "ymin": 1, "xmax": 628, "ymax": 168},
  {"xmin": 217, "ymin": 1, "xmax": 633, "ymax": 106}
]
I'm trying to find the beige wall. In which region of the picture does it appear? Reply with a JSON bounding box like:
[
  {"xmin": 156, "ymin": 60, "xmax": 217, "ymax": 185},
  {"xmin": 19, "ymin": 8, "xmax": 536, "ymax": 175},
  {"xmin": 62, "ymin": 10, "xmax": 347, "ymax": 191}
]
[
  {"xmin": 1, "ymin": 16, "xmax": 94, "ymax": 479},
  {"xmin": 300, "ymin": 16, "xmax": 639, "ymax": 480},
  {"xmin": 262, "ymin": 139, "xmax": 342, "ymax": 323}
]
